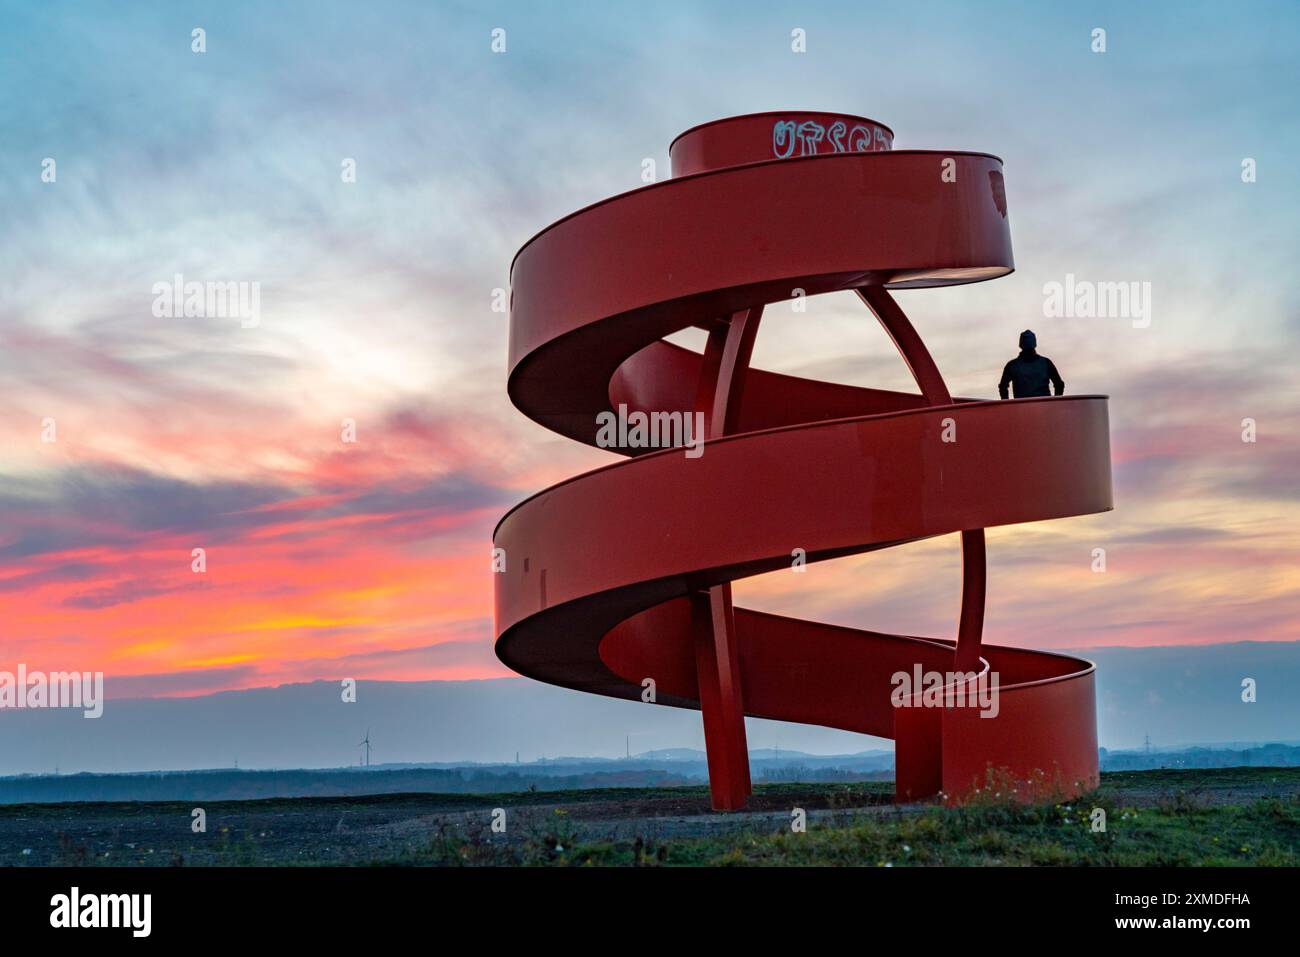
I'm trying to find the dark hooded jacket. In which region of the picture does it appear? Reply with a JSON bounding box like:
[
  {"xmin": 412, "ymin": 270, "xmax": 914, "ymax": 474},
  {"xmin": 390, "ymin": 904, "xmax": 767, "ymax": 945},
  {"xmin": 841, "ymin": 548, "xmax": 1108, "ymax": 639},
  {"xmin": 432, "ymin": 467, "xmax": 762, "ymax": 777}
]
[{"xmin": 999, "ymin": 331, "xmax": 1064, "ymax": 399}]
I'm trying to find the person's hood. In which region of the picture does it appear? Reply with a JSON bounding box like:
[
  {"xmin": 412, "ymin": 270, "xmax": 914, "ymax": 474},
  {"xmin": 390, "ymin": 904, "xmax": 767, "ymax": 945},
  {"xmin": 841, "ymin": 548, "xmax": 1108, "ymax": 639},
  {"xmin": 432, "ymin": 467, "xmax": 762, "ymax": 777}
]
[{"xmin": 1019, "ymin": 329, "xmax": 1037, "ymax": 350}]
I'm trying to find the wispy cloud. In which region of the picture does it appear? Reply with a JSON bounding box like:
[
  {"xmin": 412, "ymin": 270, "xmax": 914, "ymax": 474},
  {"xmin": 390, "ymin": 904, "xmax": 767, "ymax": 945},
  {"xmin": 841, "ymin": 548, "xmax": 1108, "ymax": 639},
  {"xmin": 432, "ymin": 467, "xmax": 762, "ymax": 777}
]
[{"xmin": 0, "ymin": 0, "xmax": 1296, "ymax": 700}]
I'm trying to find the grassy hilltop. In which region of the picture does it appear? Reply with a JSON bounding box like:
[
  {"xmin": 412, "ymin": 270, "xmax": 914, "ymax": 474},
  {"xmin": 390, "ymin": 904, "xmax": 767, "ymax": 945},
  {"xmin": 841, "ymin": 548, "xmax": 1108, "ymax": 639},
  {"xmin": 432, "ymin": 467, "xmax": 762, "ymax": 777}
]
[{"xmin": 1, "ymin": 767, "xmax": 1297, "ymax": 867}]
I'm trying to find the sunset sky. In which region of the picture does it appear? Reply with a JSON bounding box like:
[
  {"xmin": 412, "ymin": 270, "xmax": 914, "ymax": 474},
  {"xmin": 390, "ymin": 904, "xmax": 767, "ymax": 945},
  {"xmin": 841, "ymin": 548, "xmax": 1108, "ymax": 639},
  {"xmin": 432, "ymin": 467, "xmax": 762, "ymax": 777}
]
[{"xmin": 1, "ymin": 0, "xmax": 1297, "ymax": 700}]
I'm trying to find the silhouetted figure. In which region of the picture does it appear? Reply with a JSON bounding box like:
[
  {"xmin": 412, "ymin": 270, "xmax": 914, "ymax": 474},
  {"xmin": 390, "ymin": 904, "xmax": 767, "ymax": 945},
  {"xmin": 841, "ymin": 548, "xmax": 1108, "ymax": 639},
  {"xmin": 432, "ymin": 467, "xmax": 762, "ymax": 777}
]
[{"xmin": 998, "ymin": 329, "xmax": 1064, "ymax": 399}]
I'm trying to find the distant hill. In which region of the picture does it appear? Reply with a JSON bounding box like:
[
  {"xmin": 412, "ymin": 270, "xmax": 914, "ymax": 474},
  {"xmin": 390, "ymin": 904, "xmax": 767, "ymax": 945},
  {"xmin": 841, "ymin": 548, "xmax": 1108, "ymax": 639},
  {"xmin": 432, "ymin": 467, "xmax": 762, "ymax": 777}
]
[
  {"xmin": 0, "ymin": 751, "xmax": 894, "ymax": 804},
  {"xmin": 3, "ymin": 743, "xmax": 1299, "ymax": 804},
  {"xmin": 1099, "ymin": 742, "xmax": 1300, "ymax": 771}
]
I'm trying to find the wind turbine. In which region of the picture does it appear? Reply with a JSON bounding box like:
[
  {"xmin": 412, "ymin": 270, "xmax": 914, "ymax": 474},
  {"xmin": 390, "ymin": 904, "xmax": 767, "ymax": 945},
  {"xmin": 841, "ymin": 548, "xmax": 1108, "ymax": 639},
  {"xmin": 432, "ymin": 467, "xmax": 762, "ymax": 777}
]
[
  {"xmin": 359, "ymin": 729, "xmax": 372, "ymax": 767},
  {"xmin": 625, "ymin": 731, "xmax": 651, "ymax": 760}
]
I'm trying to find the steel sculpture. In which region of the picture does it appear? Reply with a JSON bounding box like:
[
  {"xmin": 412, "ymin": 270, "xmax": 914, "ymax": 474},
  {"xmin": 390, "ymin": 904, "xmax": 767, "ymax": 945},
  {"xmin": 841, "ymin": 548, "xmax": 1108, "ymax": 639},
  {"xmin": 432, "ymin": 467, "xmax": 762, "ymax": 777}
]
[{"xmin": 494, "ymin": 112, "xmax": 1113, "ymax": 810}]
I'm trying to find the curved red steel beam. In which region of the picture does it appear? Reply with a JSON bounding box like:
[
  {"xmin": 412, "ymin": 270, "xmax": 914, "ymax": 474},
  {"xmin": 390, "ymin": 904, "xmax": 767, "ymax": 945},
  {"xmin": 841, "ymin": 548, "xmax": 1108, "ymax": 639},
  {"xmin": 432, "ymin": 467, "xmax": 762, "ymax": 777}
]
[{"xmin": 495, "ymin": 111, "xmax": 1113, "ymax": 809}]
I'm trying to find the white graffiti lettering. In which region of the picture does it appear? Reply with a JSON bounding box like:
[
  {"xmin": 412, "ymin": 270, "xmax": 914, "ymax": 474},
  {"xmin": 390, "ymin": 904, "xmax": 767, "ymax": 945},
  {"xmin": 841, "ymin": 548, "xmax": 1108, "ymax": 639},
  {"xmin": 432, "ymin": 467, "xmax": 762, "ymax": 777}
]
[{"xmin": 773, "ymin": 118, "xmax": 891, "ymax": 159}]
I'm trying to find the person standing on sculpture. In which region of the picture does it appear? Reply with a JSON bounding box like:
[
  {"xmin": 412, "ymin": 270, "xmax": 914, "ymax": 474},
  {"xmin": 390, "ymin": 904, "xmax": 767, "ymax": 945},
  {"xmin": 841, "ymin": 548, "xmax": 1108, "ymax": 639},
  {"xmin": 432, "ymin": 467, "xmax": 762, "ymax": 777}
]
[{"xmin": 998, "ymin": 329, "xmax": 1064, "ymax": 399}]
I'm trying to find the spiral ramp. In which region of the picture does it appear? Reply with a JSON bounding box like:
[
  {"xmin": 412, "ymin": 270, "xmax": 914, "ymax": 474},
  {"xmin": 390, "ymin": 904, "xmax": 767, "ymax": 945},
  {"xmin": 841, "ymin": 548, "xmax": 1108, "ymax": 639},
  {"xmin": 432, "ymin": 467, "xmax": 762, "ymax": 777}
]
[{"xmin": 494, "ymin": 112, "xmax": 1112, "ymax": 810}]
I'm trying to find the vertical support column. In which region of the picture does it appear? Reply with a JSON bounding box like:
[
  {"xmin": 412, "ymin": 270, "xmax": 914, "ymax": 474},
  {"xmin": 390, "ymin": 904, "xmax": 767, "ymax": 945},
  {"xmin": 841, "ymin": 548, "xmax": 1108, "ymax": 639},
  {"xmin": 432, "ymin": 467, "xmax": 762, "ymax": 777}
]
[
  {"xmin": 857, "ymin": 286, "xmax": 986, "ymax": 667},
  {"xmin": 692, "ymin": 306, "xmax": 762, "ymax": 810},
  {"xmin": 858, "ymin": 286, "xmax": 988, "ymax": 796},
  {"xmin": 690, "ymin": 585, "xmax": 750, "ymax": 809},
  {"xmin": 954, "ymin": 529, "xmax": 986, "ymax": 674}
]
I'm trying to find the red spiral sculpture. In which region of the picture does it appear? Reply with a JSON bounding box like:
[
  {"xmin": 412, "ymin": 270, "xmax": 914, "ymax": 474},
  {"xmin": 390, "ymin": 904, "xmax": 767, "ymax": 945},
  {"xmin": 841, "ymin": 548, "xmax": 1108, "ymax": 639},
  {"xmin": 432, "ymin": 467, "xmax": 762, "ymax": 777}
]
[{"xmin": 494, "ymin": 112, "xmax": 1112, "ymax": 810}]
